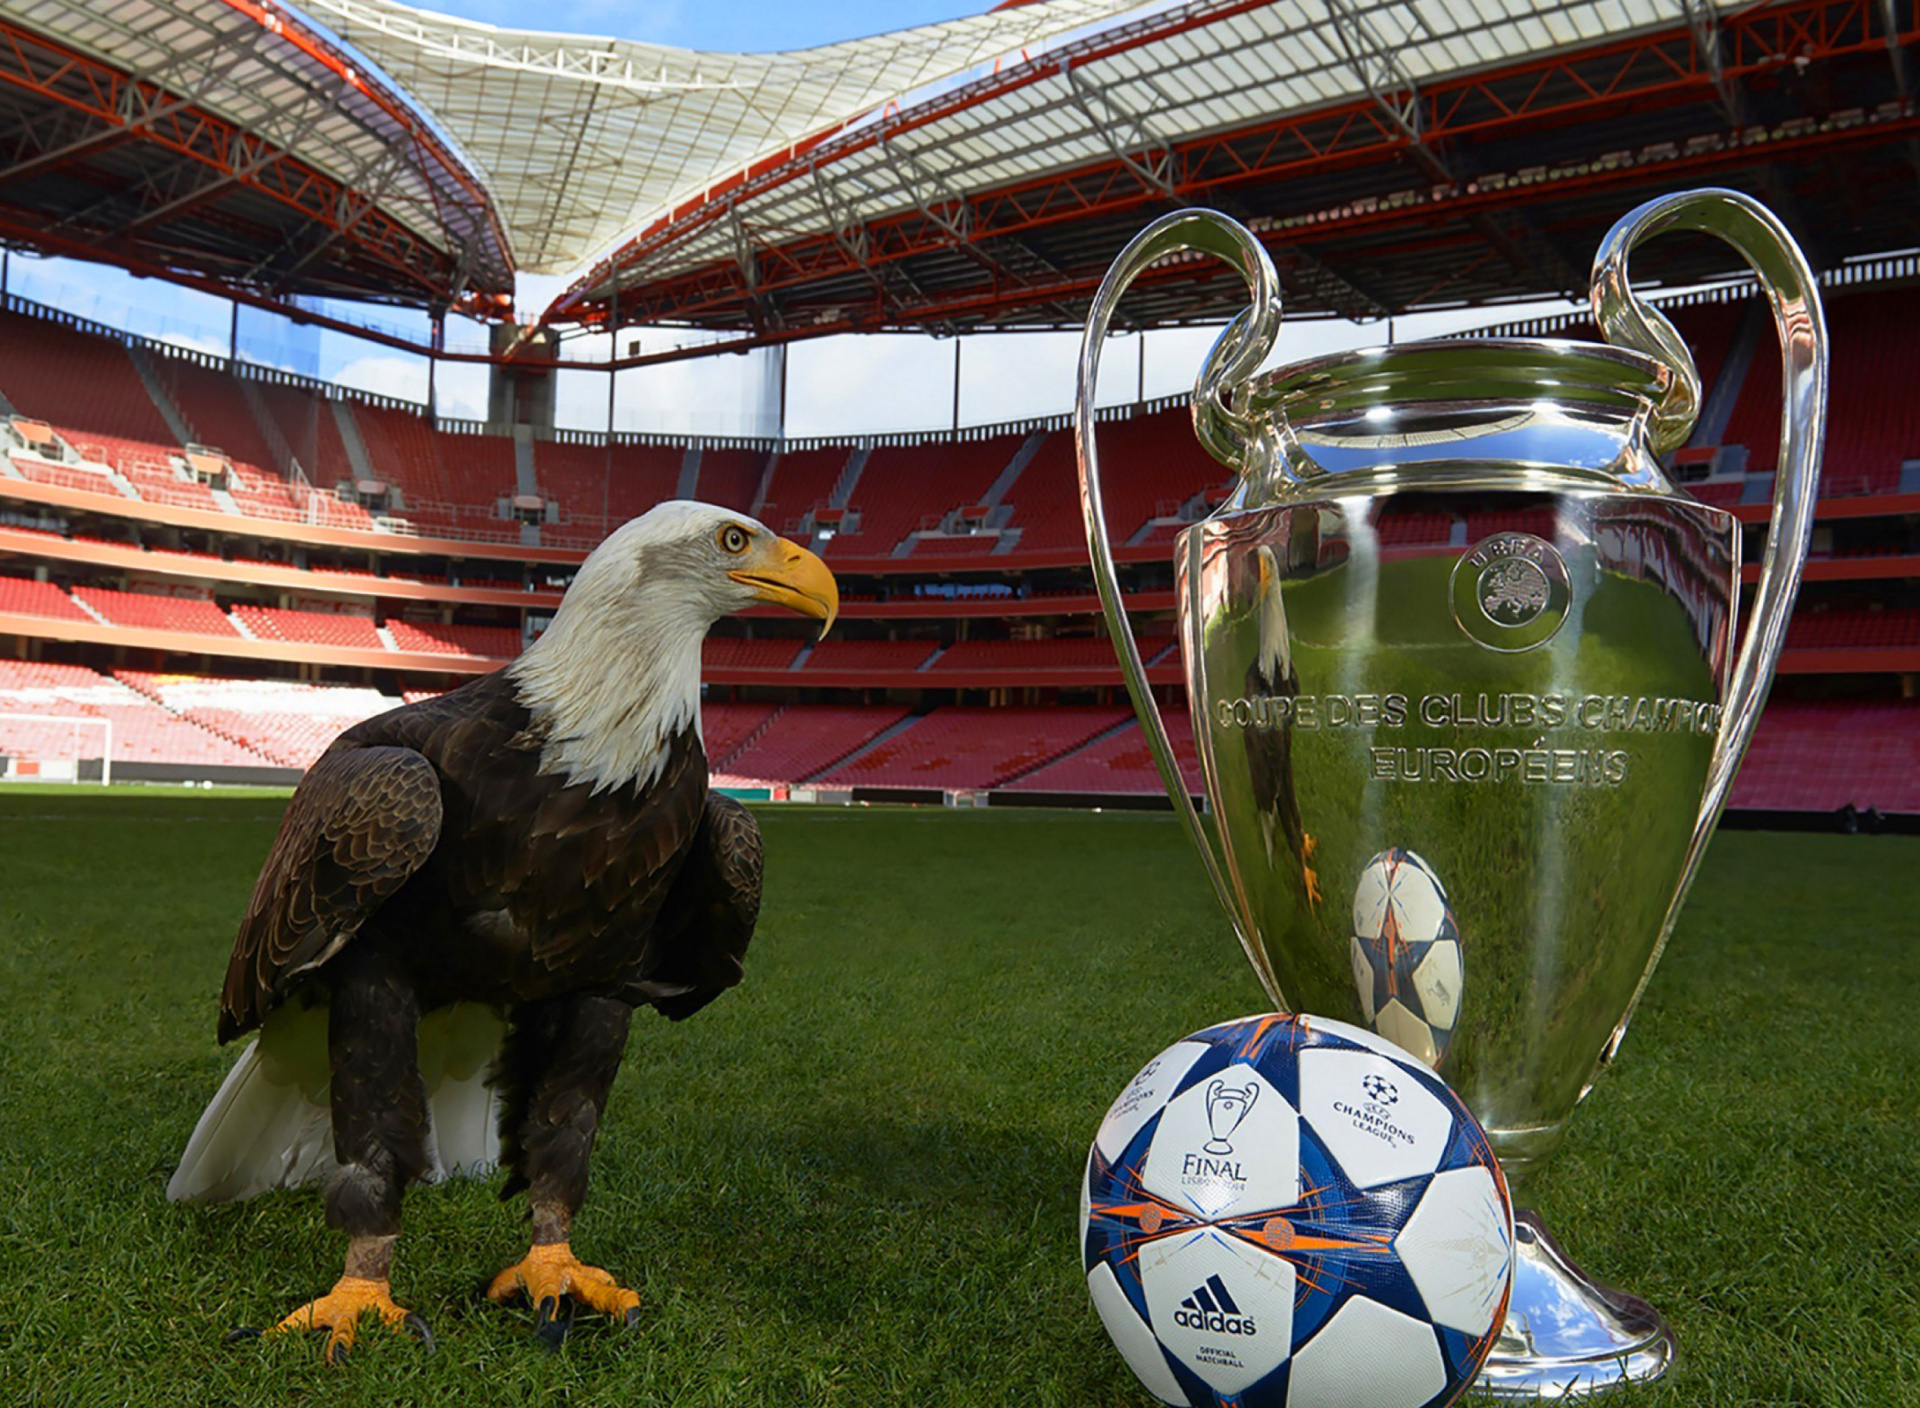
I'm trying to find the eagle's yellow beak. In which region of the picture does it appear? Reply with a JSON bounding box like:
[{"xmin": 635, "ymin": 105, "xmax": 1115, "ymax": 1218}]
[{"xmin": 731, "ymin": 537, "xmax": 839, "ymax": 638}]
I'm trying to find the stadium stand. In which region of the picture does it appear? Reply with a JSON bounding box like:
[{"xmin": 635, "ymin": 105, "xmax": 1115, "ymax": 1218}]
[
  {"xmin": 1001, "ymin": 411, "xmax": 1227, "ymax": 553},
  {"xmin": 931, "ymin": 636, "xmax": 1171, "ymax": 672},
  {"xmin": 1784, "ymin": 606, "xmax": 1920, "ymax": 651},
  {"xmin": 826, "ymin": 436, "xmax": 1020, "ymax": 558},
  {"xmin": 703, "ymin": 636, "xmax": 805, "ymax": 672},
  {"xmin": 694, "ymin": 448, "xmax": 764, "ymax": 515},
  {"xmin": 1721, "ymin": 296, "xmax": 1920, "ymax": 495},
  {"xmin": 717, "ymin": 704, "xmax": 913, "ymax": 784},
  {"xmin": 907, "ymin": 532, "xmax": 1002, "ymax": 557},
  {"xmin": 231, "ymin": 603, "xmax": 384, "ymax": 650},
  {"xmin": 433, "ymin": 431, "xmax": 520, "ymax": 530},
  {"xmin": 386, "ymin": 619, "xmax": 523, "ymax": 658},
  {"xmin": 0, "ymin": 289, "xmax": 1911, "ymax": 814},
  {"xmin": 817, "ymin": 705, "xmax": 1129, "ymax": 790},
  {"xmin": 1006, "ymin": 712, "xmax": 1206, "ymax": 796},
  {"xmin": 1729, "ymin": 700, "xmax": 1920, "ymax": 815},
  {"xmin": 0, "ymin": 312, "xmax": 175, "ymax": 442},
  {"xmin": 700, "ymin": 701, "xmax": 781, "ymax": 767},
  {"xmin": 801, "ymin": 639, "xmax": 939, "ymax": 672},
  {"xmin": 538, "ymin": 440, "xmax": 683, "ymax": 546},
  {"xmin": 758, "ymin": 447, "xmax": 850, "ymax": 537},
  {"xmin": 0, "ymin": 660, "xmax": 269, "ymax": 769},
  {"xmin": 117, "ymin": 672, "xmax": 400, "ymax": 769},
  {"xmin": 72, "ymin": 586, "xmax": 237, "ymax": 637},
  {"xmin": 252, "ymin": 381, "xmax": 357, "ymax": 487},
  {"xmin": 0, "ymin": 575, "xmax": 92, "ymax": 622}
]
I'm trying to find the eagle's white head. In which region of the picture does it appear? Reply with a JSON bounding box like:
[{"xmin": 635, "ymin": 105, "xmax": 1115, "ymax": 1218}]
[{"xmin": 510, "ymin": 500, "xmax": 838, "ymax": 793}]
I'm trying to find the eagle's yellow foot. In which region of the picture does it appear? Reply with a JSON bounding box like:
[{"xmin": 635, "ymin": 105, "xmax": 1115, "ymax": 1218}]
[
  {"xmin": 1300, "ymin": 834, "xmax": 1321, "ymax": 911},
  {"xmin": 488, "ymin": 1242, "xmax": 641, "ymax": 1346},
  {"xmin": 255, "ymin": 1275, "xmax": 432, "ymax": 1365}
]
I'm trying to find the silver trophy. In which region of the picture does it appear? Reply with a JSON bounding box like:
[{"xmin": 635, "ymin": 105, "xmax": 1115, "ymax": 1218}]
[{"xmin": 1078, "ymin": 189, "xmax": 1825, "ymax": 1397}]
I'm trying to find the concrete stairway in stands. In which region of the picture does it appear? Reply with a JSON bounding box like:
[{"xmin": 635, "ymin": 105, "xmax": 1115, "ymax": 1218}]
[
  {"xmin": 238, "ymin": 376, "xmax": 302, "ymax": 479},
  {"xmin": 512, "ymin": 425, "xmax": 540, "ymax": 546},
  {"xmin": 799, "ymin": 712, "xmax": 924, "ymax": 783},
  {"xmin": 829, "ymin": 447, "xmax": 869, "ymax": 509},
  {"xmin": 127, "ymin": 345, "xmax": 194, "ymax": 447},
  {"xmin": 677, "ymin": 446, "xmax": 701, "ymax": 500},
  {"xmin": 1692, "ymin": 298, "xmax": 1766, "ymax": 450},
  {"xmin": 982, "ymin": 431, "xmax": 1045, "ymax": 510},
  {"xmin": 331, "ymin": 400, "xmax": 377, "ymax": 485}
]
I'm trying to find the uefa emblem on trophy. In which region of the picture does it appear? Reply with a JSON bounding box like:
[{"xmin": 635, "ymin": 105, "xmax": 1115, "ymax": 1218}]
[{"xmin": 1078, "ymin": 189, "xmax": 1826, "ymax": 1396}]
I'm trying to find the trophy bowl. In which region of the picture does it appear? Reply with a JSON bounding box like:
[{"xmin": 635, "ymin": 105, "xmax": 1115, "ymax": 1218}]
[{"xmin": 1078, "ymin": 189, "xmax": 1826, "ymax": 1397}]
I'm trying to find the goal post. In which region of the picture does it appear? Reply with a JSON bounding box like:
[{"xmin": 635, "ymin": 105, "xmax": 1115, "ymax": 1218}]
[{"xmin": 0, "ymin": 713, "xmax": 113, "ymax": 786}]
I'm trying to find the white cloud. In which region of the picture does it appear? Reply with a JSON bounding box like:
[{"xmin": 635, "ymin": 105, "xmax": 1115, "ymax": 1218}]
[{"xmin": 330, "ymin": 353, "xmax": 430, "ymax": 406}]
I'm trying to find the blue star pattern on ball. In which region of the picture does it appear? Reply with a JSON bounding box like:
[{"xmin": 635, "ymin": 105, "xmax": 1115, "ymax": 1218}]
[{"xmin": 1082, "ymin": 1014, "xmax": 1512, "ymax": 1408}]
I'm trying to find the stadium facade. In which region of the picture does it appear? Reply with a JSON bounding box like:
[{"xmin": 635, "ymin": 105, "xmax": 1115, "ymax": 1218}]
[{"xmin": 0, "ymin": 0, "xmax": 1910, "ymax": 820}]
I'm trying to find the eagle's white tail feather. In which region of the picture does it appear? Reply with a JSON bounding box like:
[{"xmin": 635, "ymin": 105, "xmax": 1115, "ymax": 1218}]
[
  {"xmin": 418, "ymin": 1003, "xmax": 508, "ymax": 1182},
  {"xmin": 168, "ymin": 1000, "xmax": 507, "ymax": 1204}
]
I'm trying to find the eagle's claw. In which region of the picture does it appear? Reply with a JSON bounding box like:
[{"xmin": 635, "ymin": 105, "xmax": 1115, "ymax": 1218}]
[
  {"xmin": 257, "ymin": 1275, "xmax": 423, "ymax": 1364},
  {"xmin": 534, "ymin": 1295, "xmax": 574, "ymax": 1350},
  {"xmin": 488, "ymin": 1242, "xmax": 640, "ymax": 1342}
]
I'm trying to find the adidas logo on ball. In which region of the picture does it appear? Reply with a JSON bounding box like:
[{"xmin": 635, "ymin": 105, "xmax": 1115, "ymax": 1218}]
[{"xmin": 1172, "ymin": 1274, "xmax": 1258, "ymax": 1336}]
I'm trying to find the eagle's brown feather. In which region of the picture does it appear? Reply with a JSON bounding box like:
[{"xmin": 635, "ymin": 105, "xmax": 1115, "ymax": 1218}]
[
  {"xmin": 216, "ymin": 670, "xmax": 737, "ymax": 1047},
  {"xmin": 219, "ymin": 746, "xmax": 442, "ymax": 1043}
]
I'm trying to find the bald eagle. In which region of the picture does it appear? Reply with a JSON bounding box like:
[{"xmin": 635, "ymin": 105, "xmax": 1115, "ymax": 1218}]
[
  {"xmin": 168, "ymin": 502, "xmax": 837, "ymax": 1359},
  {"xmin": 1245, "ymin": 545, "xmax": 1319, "ymax": 909}
]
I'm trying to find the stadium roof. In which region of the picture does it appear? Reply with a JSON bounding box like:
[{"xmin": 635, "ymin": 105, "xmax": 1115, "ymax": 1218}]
[
  {"xmin": 0, "ymin": 0, "xmax": 512, "ymax": 307},
  {"xmin": 297, "ymin": 0, "xmax": 1151, "ymax": 277},
  {"xmin": 547, "ymin": 0, "xmax": 1920, "ymax": 338}
]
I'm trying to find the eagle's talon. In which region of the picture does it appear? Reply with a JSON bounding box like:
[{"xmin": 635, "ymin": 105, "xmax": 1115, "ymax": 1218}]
[
  {"xmin": 403, "ymin": 1311, "xmax": 437, "ymax": 1356},
  {"xmin": 267, "ymin": 1274, "xmax": 416, "ymax": 1363},
  {"xmin": 1303, "ymin": 862, "xmax": 1323, "ymax": 911},
  {"xmin": 624, "ymin": 1304, "xmax": 644, "ymax": 1330},
  {"xmin": 1302, "ymin": 832, "xmax": 1318, "ymax": 861},
  {"xmin": 488, "ymin": 1242, "xmax": 640, "ymax": 1336},
  {"xmin": 534, "ymin": 1296, "xmax": 573, "ymax": 1351},
  {"xmin": 222, "ymin": 1326, "xmax": 262, "ymax": 1347}
]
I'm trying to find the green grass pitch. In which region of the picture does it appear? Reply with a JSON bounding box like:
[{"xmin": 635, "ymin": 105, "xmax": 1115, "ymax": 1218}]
[{"xmin": 0, "ymin": 790, "xmax": 1914, "ymax": 1405}]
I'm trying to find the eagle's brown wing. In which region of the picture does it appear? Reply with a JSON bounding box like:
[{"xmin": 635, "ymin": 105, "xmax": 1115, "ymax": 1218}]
[
  {"xmin": 625, "ymin": 792, "xmax": 763, "ymax": 1020},
  {"xmin": 218, "ymin": 745, "xmax": 443, "ymax": 1043}
]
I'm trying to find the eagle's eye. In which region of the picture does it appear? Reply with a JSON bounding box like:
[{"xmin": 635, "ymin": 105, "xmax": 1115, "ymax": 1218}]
[{"xmin": 717, "ymin": 524, "xmax": 751, "ymax": 555}]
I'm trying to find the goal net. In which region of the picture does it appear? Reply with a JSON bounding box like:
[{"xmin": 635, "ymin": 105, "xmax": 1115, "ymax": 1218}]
[{"xmin": 0, "ymin": 713, "xmax": 113, "ymax": 785}]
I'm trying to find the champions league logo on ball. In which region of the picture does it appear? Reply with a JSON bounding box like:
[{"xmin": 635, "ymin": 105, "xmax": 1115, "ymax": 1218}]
[{"xmin": 1202, "ymin": 1079, "xmax": 1257, "ymax": 1155}]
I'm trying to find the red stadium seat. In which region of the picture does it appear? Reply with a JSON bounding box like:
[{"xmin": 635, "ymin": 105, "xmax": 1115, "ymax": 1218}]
[
  {"xmin": 232, "ymin": 603, "xmax": 383, "ymax": 650},
  {"xmin": 0, "ymin": 574, "xmax": 91, "ymax": 622},
  {"xmin": 816, "ymin": 705, "xmax": 1127, "ymax": 790},
  {"xmin": 72, "ymin": 586, "xmax": 237, "ymax": 637},
  {"xmin": 387, "ymin": 619, "xmax": 523, "ymax": 659},
  {"xmin": 1007, "ymin": 712, "xmax": 1205, "ymax": 796},
  {"xmin": 717, "ymin": 705, "xmax": 912, "ymax": 784}
]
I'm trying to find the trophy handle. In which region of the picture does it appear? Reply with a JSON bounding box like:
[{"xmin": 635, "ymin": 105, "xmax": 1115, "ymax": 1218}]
[
  {"xmin": 1590, "ymin": 187, "xmax": 1827, "ymax": 1057},
  {"xmin": 1076, "ymin": 210, "xmax": 1284, "ymax": 980}
]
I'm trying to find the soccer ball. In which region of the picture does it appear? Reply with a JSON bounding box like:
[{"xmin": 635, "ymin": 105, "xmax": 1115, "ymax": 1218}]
[
  {"xmin": 1081, "ymin": 1014, "xmax": 1512, "ymax": 1408},
  {"xmin": 1350, "ymin": 848, "xmax": 1463, "ymax": 1067}
]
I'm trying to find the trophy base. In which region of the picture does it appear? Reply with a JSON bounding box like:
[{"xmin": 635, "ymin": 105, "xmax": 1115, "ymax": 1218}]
[{"xmin": 1472, "ymin": 1210, "xmax": 1677, "ymax": 1399}]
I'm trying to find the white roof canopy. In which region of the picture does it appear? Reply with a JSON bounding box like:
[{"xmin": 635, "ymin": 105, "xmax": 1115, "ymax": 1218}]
[{"xmin": 298, "ymin": 0, "xmax": 1151, "ymax": 275}]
